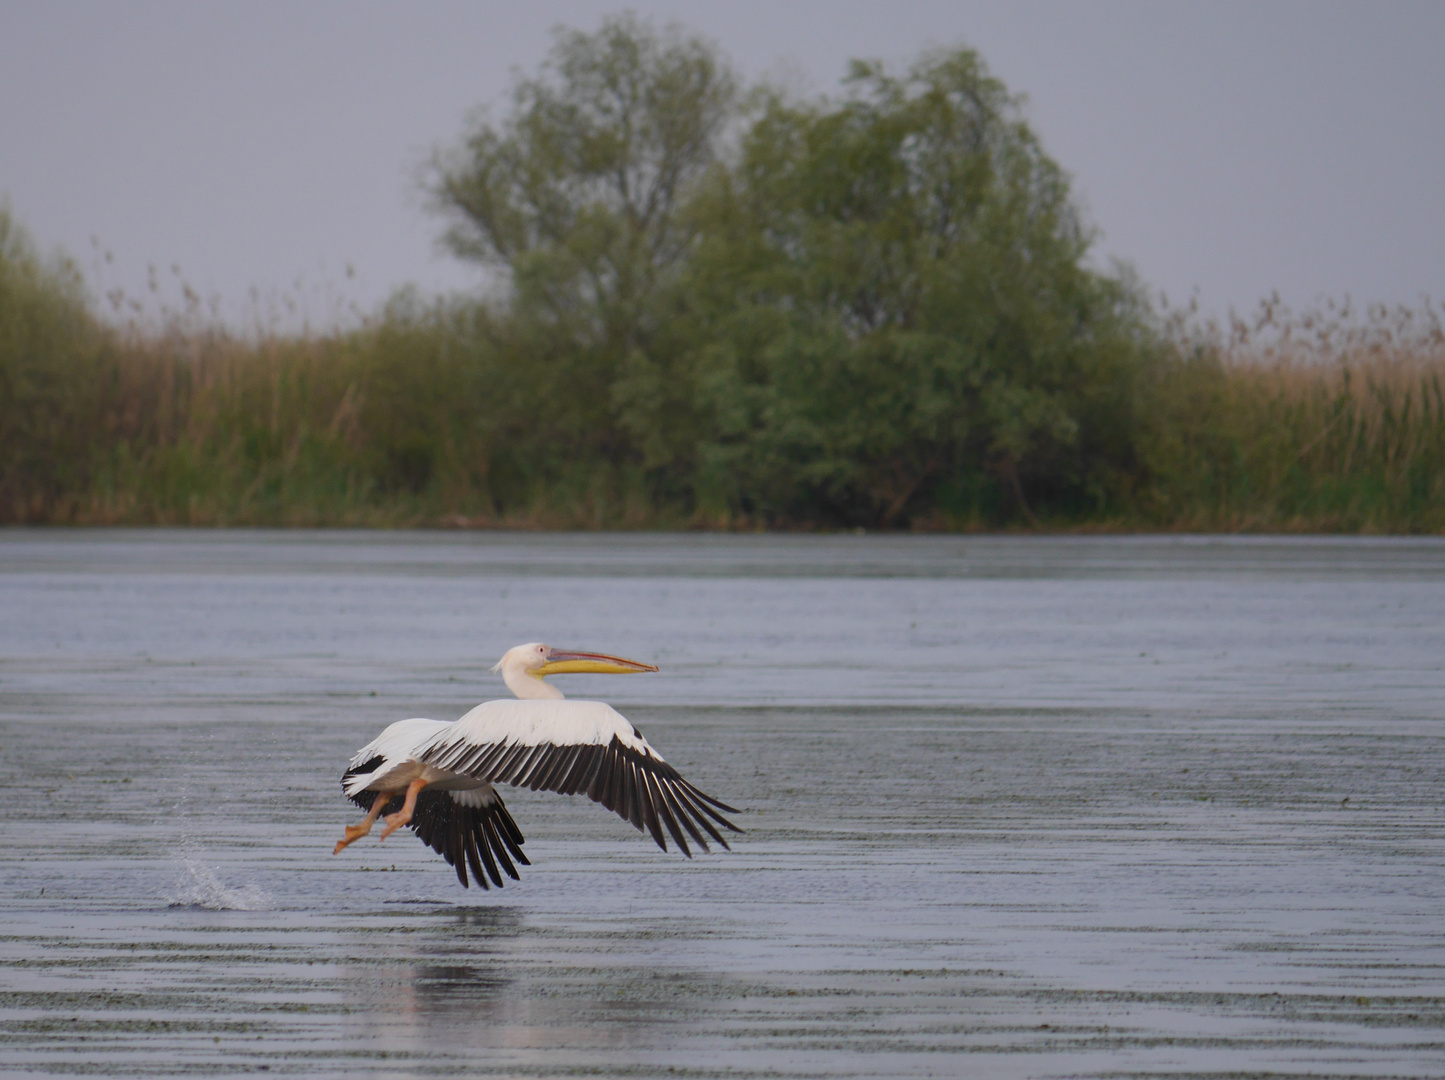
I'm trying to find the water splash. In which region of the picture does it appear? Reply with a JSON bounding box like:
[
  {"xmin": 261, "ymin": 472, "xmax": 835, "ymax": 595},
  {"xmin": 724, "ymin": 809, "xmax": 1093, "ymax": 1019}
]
[{"xmin": 166, "ymin": 857, "xmax": 271, "ymax": 911}]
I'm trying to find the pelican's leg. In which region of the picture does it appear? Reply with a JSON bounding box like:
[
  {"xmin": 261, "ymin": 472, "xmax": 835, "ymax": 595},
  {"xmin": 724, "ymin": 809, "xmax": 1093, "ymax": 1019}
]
[
  {"xmin": 380, "ymin": 777, "xmax": 428, "ymax": 841},
  {"xmin": 333, "ymin": 792, "xmax": 392, "ymax": 855}
]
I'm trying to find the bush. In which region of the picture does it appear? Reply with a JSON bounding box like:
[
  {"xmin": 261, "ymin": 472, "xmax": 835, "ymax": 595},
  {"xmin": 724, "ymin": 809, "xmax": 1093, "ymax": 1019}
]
[{"xmin": 0, "ymin": 206, "xmax": 114, "ymax": 520}]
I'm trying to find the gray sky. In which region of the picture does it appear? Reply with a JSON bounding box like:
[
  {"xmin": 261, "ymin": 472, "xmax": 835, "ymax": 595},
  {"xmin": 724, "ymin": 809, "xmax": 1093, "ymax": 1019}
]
[{"xmin": 2, "ymin": 0, "xmax": 1441, "ymax": 330}]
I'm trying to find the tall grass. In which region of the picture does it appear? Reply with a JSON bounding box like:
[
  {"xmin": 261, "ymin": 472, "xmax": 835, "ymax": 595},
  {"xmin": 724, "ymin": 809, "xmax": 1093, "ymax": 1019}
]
[
  {"xmin": 1139, "ymin": 296, "xmax": 1445, "ymax": 531},
  {"xmin": 71, "ymin": 307, "xmax": 496, "ymax": 526}
]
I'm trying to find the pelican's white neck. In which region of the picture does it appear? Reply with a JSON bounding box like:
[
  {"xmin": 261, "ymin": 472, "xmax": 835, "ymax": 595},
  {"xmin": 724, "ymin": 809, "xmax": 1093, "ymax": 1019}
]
[{"xmin": 503, "ymin": 666, "xmax": 565, "ymax": 700}]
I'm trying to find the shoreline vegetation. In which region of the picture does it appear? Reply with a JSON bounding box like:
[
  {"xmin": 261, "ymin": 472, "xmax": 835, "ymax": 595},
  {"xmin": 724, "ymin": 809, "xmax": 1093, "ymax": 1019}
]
[{"xmin": 4, "ymin": 18, "xmax": 1443, "ymax": 533}]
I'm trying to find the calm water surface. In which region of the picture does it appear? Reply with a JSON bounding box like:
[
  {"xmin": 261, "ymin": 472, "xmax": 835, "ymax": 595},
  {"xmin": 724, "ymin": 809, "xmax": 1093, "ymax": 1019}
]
[{"xmin": 1, "ymin": 530, "xmax": 1443, "ymax": 1078}]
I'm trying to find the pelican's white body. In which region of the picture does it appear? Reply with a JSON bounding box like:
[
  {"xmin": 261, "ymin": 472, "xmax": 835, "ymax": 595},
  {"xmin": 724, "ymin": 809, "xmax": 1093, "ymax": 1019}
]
[{"xmin": 448, "ymin": 699, "xmax": 654, "ymax": 753}]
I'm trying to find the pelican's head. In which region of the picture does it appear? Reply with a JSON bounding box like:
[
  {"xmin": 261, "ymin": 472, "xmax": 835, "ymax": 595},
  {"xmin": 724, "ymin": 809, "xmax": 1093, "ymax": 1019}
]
[{"xmin": 493, "ymin": 642, "xmax": 658, "ymax": 700}]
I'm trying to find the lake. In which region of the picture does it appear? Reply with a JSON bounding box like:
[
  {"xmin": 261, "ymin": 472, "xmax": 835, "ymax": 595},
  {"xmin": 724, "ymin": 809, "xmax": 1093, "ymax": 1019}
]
[{"xmin": 1, "ymin": 530, "xmax": 1443, "ymax": 1078}]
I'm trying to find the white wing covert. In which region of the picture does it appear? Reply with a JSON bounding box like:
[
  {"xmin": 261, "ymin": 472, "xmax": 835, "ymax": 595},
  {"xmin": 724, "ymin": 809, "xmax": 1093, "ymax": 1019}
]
[{"xmin": 342, "ymin": 718, "xmax": 451, "ymax": 797}]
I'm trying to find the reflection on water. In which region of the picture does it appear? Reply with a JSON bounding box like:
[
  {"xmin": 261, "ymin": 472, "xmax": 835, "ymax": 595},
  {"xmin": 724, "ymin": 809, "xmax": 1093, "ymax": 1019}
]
[
  {"xmin": 1, "ymin": 531, "xmax": 1443, "ymax": 1078},
  {"xmin": 345, "ymin": 908, "xmax": 731, "ymax": 1063},
  {"xmin": 351, "ymin": 906, "xmax": 520, "ymax": 1032}
]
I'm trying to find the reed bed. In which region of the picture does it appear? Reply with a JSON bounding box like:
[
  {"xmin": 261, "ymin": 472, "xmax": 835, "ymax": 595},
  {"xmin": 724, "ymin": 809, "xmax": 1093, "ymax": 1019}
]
[
  {"xmin": 1139, "ymin": 297, "xmax": 1445, "ymax": 532},
  {"xmin": 61, "ymin": 317, "xmax": 485, "ymax": 526},
  {"xmin": 3, "ymin": 210, "xmax": 1442, "ymax": 531}
]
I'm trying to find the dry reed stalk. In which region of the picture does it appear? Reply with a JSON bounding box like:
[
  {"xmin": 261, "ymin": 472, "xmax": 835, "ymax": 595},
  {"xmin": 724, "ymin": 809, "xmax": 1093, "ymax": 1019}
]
[{"xmin": 1148, "ymin": 297, "xmax": 1445, "ymax": 531}]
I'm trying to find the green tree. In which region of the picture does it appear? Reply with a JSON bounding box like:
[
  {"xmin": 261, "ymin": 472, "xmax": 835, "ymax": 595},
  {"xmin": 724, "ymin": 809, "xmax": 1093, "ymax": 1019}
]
[
  {"xmin": 681, "ymin": 49, "xmax": 1151, "ymax": 526},
  {"xmin": 431, "ymin": 14, "xmax": 736, "ymax": 494}
]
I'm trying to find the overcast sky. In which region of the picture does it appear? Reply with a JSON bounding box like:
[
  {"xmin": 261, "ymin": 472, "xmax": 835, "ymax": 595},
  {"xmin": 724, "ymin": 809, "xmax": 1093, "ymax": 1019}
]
[{"xmin": 2, "ymin": 0, "xmax": 1441, "ymax": 330}]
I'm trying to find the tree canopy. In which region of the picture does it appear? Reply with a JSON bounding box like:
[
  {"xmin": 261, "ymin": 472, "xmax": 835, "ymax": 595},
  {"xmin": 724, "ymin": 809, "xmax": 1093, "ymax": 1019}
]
[{"xmin": 431, "ymin": 17, "xmax": 1154, "ymax": 527}]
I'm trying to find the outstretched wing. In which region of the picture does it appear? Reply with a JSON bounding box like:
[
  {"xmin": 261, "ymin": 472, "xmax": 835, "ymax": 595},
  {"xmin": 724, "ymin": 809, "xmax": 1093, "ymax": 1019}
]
[
  {"xmin": 415, "ymin": 699, "xmax": 742, "ymax": 856},
  {"xmin": 348, "ymin": 783, "xmax": 530, "ymax": 889}
]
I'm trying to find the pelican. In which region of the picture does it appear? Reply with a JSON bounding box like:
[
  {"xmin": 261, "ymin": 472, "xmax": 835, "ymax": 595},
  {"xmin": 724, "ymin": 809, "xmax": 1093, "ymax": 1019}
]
[{"xmin": 334, "ymin": 643, "xmax": 741, "ymax": 888}]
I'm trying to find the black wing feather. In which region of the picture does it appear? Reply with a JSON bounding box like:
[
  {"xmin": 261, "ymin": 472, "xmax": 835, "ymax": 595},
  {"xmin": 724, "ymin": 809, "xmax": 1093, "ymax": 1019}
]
[
  {"xmin": 644, "ymin": 770, "xmax": 691, "ymax": 856},
  {"xmin": 482, "ymin": 815, "xmax": 517, "ymax": 880},
  {"xmin": 470, "ymin": 817, "xmax": 502, "ymax": 887},
  {"xmin": 453, "ymin": 812, "xmax": 472, "ymax": 888},
  {"xmin": 416, "ymin": 731, "xmax": 742, "ymax": 857}
]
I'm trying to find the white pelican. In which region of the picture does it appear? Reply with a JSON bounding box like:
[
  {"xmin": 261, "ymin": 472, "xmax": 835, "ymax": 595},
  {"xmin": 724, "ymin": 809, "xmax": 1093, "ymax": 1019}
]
[{"xmin": 334, "ymin": 643, "xmax": 740, "ymax": 888}]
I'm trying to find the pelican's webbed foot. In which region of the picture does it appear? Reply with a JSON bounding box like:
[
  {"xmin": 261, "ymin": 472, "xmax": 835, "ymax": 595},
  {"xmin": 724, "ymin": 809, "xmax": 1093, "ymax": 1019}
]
[{"xmin": 334, "ymin": 792, "xmax": 391, "ymax": 855}]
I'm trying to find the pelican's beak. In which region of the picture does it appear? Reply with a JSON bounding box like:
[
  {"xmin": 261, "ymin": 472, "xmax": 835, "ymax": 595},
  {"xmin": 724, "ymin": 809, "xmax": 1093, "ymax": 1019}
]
[{"xmin": 534, "ymin": 649, "xmax": 659, "ymax": 676}]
